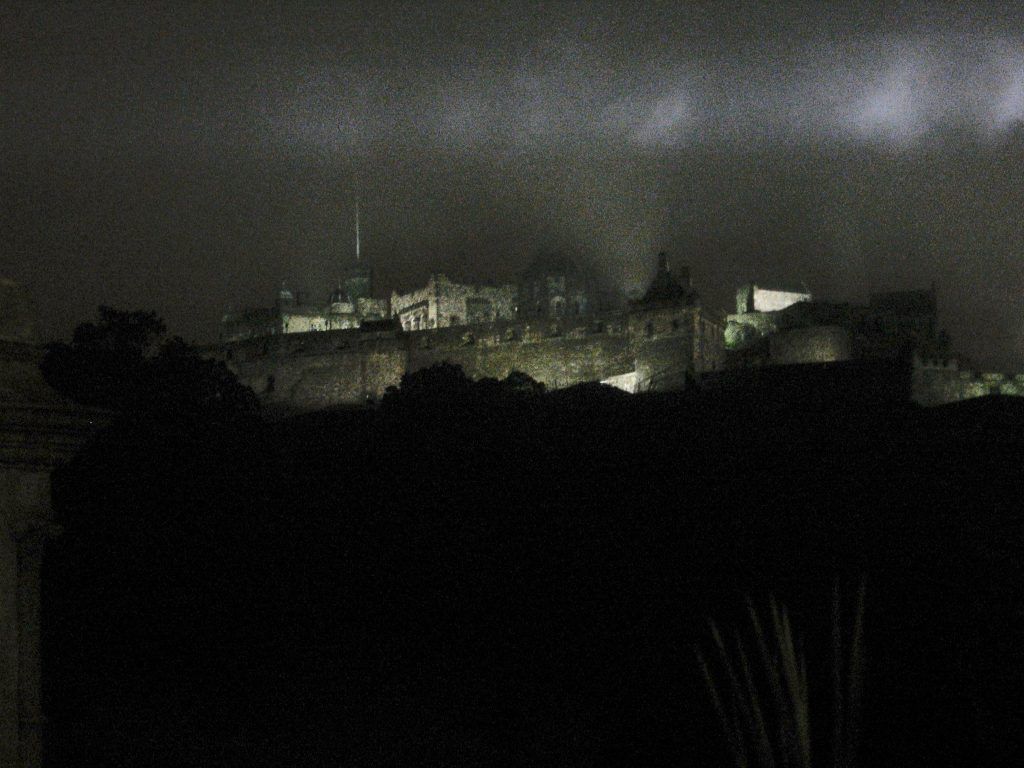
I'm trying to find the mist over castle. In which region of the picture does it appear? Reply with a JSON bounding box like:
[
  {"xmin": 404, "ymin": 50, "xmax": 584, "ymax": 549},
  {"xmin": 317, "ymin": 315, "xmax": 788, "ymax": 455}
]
[{"xmin": 7, "ymin": 4, "xmax": 1024, "ymax": 370}]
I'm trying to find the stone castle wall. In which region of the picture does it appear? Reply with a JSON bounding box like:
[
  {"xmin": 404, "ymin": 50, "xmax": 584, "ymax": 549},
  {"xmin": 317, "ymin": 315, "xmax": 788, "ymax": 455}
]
[
  {"xmin": 389, "ymin": 283, "xmax": 436, "ymax": 328},
  {"xmin": 434, "ymin": 278, "xmax": 516, "ymax": 326},
  {"xmin": 627, "ymin": 306, "xmax": 722, "ymax": 390},
  {"xmin": 390, "ymin": 275, "xmax": 518, "ymax": 331},
  {"xmin": 913, "ymin": 358, "xmax": 1024, "ymax": 406},
  {"xmin": 768, "ymin": 325, "xmax": 851, "ymax": 365},
  {"xmin": 218, "ymin": 305, "xmax": 717, "ymax": 410},
  {"xmin": 219, "ymin": 305, "xmax": 1023, "ymax": 411}
]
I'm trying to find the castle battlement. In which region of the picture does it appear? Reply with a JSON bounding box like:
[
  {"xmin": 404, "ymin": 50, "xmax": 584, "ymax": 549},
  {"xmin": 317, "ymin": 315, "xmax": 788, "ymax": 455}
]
[
  {"xmin": 218, "ymin": 312, "xmax": 640, "ymax": 364},
  {"xmin": 214, "ymin": 251, "xmax": 1024, "ymax": 411},
  {"xmin": 213, "ymin": 257, "xmax": 720, "ymax": 412}
]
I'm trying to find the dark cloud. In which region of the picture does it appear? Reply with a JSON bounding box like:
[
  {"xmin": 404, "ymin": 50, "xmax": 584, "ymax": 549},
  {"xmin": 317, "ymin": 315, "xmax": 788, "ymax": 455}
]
[{"xmin": 3, "ymin": 1, "xmax": 1023, "ymax": 367}]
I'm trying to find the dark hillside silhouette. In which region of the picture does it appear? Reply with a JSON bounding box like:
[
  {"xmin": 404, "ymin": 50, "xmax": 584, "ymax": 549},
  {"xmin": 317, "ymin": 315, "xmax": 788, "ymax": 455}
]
[{"xmin": 40, "ymin": 340, "xmax": 1024, "ymax": 767}]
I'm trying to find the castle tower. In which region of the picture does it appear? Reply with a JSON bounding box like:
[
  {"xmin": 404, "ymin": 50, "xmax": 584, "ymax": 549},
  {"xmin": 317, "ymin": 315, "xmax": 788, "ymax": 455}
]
[{"xmin": 343, "ymin": 266, "xmax": 373, "ymax": 303}]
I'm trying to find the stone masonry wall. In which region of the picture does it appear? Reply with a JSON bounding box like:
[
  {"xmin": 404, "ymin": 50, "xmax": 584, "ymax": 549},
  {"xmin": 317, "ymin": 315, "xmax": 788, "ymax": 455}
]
[
  {"xmin": 432, "ymin": 277, "xmax": 517, "ymax": 327},
  {"xmin": 913, "ymin": 357, "xmax": 1024, "ymax": 406},
  {"xmin": 219, "ymin": 306, "xmax": 716, "ymax": 410},
  {"xmin": 391, "ymin": 276, "xmax": 518, "ymax": 331},
  {"xmin": 390, "ymin": 282, "xmax": 437, "ymax": 328},
  {"xmin": 768, "ymin": 325, "xmax": 851, "ymax": 365}
]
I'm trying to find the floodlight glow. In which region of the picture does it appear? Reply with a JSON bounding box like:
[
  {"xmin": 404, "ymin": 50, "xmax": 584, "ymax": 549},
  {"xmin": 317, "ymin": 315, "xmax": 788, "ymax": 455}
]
[
  {"xmin": 992, "ymin": 69, "xmax": 1024, "ymax": 130},
  {"xmin": 846, "ymin": 63, "xmax": 926, "ymax": 142}
]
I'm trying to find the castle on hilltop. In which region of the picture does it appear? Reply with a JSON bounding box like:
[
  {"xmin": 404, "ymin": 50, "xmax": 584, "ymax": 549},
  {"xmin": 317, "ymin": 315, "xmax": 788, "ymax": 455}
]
[
  {"xmin": 215, "ymin": 252, "xmax": 724, "ymax": 410},
  {"xmin": 214, "ymin": 249, "xmax": 1022, "ymax": 412}
]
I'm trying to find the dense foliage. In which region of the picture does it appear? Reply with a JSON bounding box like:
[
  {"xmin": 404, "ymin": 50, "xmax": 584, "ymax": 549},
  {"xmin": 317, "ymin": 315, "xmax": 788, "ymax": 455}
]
[{"xmin": 41, "ymin": 306, "xmax": 259, "ymax": 430}]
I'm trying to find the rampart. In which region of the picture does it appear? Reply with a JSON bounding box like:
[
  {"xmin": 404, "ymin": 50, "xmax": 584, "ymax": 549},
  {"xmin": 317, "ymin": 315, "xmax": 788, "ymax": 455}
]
[
  {"xmin": 913, "ymin": 357, "xmax": 1024, "ymax": 406},
  {"xmin": 768, "ymin": 325, "xmax": 851, "ymax": 365},
  {"xmin": 214, "ymin": 305, "xmax": 718, "ymax": 411}
]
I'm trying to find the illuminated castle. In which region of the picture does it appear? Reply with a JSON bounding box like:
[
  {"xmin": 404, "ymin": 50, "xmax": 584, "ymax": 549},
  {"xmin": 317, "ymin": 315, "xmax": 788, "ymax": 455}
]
[
  {"xmin": 724, "ymin": 282, "xmax": 948, "ymax": 366},
  {"xmin": 212, "ymin": 205, "xmax": 1016, "ymax": 412},
  {"xmin": 221, "ymin": 266, "xmax": 388, "ymax": 341},
  {"xmin": 219, "ymin": 252, "xmax": 615, "ymax": 344},
  {"xmin": 215, "ymin": 252, "xmax": 725, "ymax": 410}
]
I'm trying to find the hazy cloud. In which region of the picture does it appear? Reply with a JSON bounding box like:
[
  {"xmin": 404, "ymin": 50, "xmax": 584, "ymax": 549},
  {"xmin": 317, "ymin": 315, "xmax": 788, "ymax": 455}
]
[{"xmin": 3, "ymin": 1, "xmax": 1024, "ymax": 367}]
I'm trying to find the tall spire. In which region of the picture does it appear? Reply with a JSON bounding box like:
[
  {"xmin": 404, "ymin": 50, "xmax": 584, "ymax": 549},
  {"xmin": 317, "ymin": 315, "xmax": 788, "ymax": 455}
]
[{"xmin": 355, "ymin": 196, "xmax": 361, "ymax": 262}]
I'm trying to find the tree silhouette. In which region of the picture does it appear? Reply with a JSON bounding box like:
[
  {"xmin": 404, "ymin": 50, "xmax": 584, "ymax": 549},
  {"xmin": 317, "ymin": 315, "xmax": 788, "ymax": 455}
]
[{"xmin": 41, "ymin": 306, "xmax": 258, "ymax": 428}]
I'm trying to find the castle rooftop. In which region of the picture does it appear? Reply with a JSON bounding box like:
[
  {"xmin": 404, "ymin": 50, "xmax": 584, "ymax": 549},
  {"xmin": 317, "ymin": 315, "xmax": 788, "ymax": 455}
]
[{"xmin": 640, "ymin": 253, "xmax": 696, "ymax": 305}]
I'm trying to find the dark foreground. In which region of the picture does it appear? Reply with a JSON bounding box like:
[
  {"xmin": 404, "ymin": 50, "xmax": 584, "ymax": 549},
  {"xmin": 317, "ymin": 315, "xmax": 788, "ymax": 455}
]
[{"xmin": 42, "ymin": 384, "xmax": 1024, "ymax": 767}]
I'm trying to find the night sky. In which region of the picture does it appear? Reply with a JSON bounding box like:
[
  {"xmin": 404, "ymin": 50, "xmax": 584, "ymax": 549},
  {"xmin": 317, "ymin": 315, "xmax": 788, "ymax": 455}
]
[{"xmin": 3, "ymin": 2, "xmax": 1023, "ymax": 367}]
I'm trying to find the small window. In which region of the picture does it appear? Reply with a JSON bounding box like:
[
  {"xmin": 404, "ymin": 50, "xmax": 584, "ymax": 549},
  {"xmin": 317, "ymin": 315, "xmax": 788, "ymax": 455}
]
[
  {"xmin": 671, "ymin": 319, "xmax": 680, "ymax": 331},
  {"xmin": 645, "ymin": 321, "xmax": 654, "ymax": 338}
]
